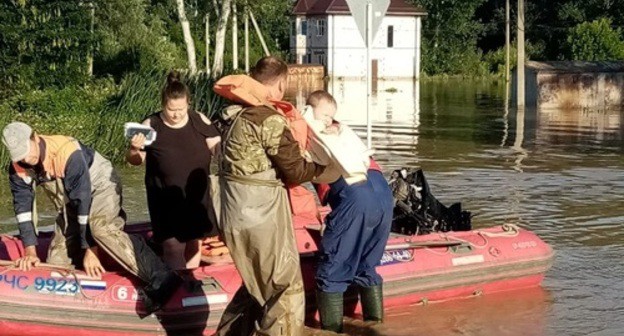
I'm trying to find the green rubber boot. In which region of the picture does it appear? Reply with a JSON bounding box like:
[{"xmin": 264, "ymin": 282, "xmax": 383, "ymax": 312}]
[
  {"xmin": 317, "ymin": 290, "xmax": 344, "ymax": 333},
  {"xmin": 359, "ymin": 284, "xmax": 384, "ymax": 322}
]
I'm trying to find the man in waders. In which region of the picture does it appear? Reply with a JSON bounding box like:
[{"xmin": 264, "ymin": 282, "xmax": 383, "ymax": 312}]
[
  {"xmin": 212, "ymin": 57, "xmax": 326, "ymax": 335},
  {"xmin": 2, "ymin": 122, "xmax": 181, "ymax": 313}
]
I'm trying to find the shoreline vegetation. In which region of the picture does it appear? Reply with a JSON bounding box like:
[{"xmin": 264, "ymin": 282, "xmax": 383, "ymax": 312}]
[{"xmin": 0, "ymin": 70, "xmax": 223, "ymax": 166}]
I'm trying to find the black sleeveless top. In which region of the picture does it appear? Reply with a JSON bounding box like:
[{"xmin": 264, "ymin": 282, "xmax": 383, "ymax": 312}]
[{"xmin": 143, "ymin": 111, "xmax": 220, "ymax": 243}]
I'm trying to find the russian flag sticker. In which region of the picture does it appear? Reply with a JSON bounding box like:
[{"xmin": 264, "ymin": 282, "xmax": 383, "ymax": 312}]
[{"xmin": 79, "ymin": 280, "xmax": 107, "ymax": 291}]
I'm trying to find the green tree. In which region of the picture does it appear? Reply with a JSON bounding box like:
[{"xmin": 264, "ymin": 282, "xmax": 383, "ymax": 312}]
[
  {"xmin": 0, "ymin": 0, "xmax": 94, "ymax": 92},
  {"xmin": 565, "ymin": 18, "xmax": 624, "ymax": 61},
  {"xmin": 410, "ymin": 0, "xmax": 487, "ymax": 76},
  {"xmin": 93, "ymin": 0, "xmax": 185, "ymax": 80},
  {"xmin": 247, "ymin": 0, "xmax": 292, "ymax": 52}
]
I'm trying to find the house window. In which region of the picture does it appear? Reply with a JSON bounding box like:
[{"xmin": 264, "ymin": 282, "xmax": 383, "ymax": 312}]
[
  {"xmin": 314, "ymin": 51, "xmax": 326, "ymax": 66},
  {"xmin": 307, "ymin": 53, "xmax": 312, "ymax": 63},
  {"xmin": 301, "ymin": 20, "xmax": 308, "ymax": 35},
  {"xmin": 387, "ymin": 25, "xmax": 394, "ymax": 48},
  {"xmin": 318, "ymin": 53, "xmax": 326, "ymax": 66},
  {"xmin": 317, "ymin": 19, "xmax": 326, "ymax": 36}
]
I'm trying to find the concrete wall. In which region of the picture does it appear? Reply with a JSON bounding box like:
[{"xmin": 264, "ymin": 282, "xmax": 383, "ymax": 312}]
[
  {"xmin": 512, "ymin": 63, "xmax": 624, "ymax": 109},
  {"xmin": 536, "ymin": 73, "xmax": 624, "ymax": 109}
]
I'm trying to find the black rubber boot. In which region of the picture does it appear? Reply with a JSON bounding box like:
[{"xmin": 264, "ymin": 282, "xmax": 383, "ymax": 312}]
[
  {"xmin": 317, "ymin": 290, "xmax": 344, "ymax": 333},
  {"xmin": 140, "ymin": 271, "xmax": 183, "ymax": 315},
  {"xmin": 359, "ymin": 284, "xmax": 384, "ymax": 322}
]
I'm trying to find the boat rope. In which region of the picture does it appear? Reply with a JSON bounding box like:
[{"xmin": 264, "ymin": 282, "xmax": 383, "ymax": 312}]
[
  {"xmin": 445, "ymin": 233, "xmax": 489, "ymax": 250},
  {"xmin": 478, "ymin": 223, "xmax": 521, "ymax": 238},
  {"xmin": 409, "ymin": 289, "xmax": 485, "ymax": 307},
  {"xmin": 0, "ymin": 234, "xmax": 18, "ymax": 241},
  {"xmin": 437, "ymin": 223, "xmax": 521, "ymax": 250},
  {"xmin": 423, "ymin": 246, "xmax": 454, "ymax": 256},
  {"xmin": 0, "ymin": 259, "xmax": 75, "ymax": 272},
  {"xmin": 0, "ymin": 264, "xmax": 16, "ymax": 276}
]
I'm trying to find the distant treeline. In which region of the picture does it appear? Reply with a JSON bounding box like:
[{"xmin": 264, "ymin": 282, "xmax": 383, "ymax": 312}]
[
  {"xmin": 410, "ymin": 0, "xmax": 624, "ymax": 76},
  {"xmin": 0, "ymin": 0, "xmax": 291, "ymax": 93}
]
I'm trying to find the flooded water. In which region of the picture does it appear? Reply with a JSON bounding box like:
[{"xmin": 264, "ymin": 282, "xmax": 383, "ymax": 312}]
[{"xmin": 2, "ymin": 79, "xmax": 623, "ymax": 335}]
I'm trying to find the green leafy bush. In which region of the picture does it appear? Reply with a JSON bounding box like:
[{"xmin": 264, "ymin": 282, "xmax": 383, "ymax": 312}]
[
  {"xmin": 0, "ymin": 0, "xmax": 94, "ymax": 92},
  {"xmin": 565, "ymin": 18, "xmax": 624, "ymax": 61}
]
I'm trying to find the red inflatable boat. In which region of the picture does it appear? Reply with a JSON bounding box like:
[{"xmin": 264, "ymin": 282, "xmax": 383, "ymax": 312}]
[{"xmin": 0, "ymin": 219, "xmax": 553, "ymax": 335}]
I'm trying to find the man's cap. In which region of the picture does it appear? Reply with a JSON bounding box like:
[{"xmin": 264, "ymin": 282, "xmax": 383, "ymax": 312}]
[{"xmin": 2, "ymin": 122, "xmax": 33, "ymax": 162}]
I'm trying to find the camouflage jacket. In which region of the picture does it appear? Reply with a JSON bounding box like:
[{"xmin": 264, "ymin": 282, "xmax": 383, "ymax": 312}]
[{"xmin": 221, "ymin": 105, "xmax": 324, "ymax": 185}]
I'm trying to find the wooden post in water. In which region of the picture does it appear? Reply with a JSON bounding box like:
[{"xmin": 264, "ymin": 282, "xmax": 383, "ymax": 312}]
[
  {"xmin": 517, "ymin": 0, "xmax": 525, "ymax": 108},
  {"xmin": 232, "ymin": 2, "xmax": 238, "ymax": 70},
  {"xmin": 415, "ymin": 16, "xmax": 422, "ymax": 80}
]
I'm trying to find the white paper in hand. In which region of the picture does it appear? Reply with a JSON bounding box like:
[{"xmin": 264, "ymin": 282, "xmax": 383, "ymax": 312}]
[{"xmin": 124, "ymin": 122, "xmax": 157, "ymax": 146}]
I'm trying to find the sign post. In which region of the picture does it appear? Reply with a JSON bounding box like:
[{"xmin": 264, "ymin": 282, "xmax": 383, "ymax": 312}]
[
  {"xmin": 366, "ymin": 3, "xmax": 373, "ymax": 148},
  {"xmin": 346, "ymin": 0, "xmax": 390, "ymax": 149}
]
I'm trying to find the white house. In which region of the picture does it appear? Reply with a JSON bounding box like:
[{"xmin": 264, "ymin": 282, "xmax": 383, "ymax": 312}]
[{"xmin": 290, "ymin": 0, "xmax": 427, "ymax": 80}]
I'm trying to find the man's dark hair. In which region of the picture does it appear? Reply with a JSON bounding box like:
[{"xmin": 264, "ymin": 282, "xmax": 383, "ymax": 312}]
[{"xmin": 250, "ymin": 56, "xmax": 288, "ymax": 84}]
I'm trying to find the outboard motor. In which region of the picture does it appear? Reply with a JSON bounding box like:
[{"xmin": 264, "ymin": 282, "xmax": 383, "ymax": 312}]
[{"xmin": 389, "ymin": 168, "xmax": 472, "ymax": 235}]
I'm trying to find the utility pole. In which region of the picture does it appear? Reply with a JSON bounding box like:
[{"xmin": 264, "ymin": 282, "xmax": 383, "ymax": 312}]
[
  {"xmin": 345, "ymin": 0, "xmax": 389, "ymax": 148},
  {"xmin": 206, "ymin": 14, "xmax": 210, "ymax": 74},
  {"xmin": 517, "ymin": 0, "xmax": 525, "ymax": 108},
  {"xmin": 244, "ymin": 7, "xmax": 250, "ymax": 72},
  {"xmin": 366, "ymin": 1, "xmax": 373, "ymax": 148},
  {"xmin": 232, "ymin": 2, "xmax": 238, "ymax": 70},
  {"xmin": 505, "ymin": 0, "xmax": 510, "ymax": 85}
]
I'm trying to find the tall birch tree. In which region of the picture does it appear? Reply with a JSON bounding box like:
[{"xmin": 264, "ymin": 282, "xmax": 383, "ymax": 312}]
[
  {"xmin": 211, "ymin": 0, "xmax": 232, "ymax": 78},
  {"xmin": 175, "ymin": 0, "xmax": 197, "ymax": 73}
]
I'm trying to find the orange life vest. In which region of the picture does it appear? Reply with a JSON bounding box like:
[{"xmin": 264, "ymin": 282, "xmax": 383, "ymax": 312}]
[
  {"xmin": 12, "ymin": 135, "xmax": 81, "ymax": 181},
  {"xmin": 214, "ymin": 75, "xmax": 320, "ymax": 224}
]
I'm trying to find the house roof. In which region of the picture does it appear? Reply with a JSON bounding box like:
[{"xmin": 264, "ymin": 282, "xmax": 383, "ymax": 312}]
[{"xmin": 292, "ymin": 0, "xmax": 427, "ymax": 17}]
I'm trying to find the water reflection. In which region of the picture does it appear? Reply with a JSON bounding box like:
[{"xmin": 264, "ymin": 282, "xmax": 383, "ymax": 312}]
[
  {"xmin": 513, "ymin": 107, "xmax": 528, "ymax": 172},
  {"xmin": 536, "ymin": 108, "xmax": 623, "ymax": 145},
  {"xmin": 328, "ymin": 79, "xmax": 421, "ymax": 166},
  {"xmin": 380, "ymin": 287, "xmax": 552, "ymax": 336}
]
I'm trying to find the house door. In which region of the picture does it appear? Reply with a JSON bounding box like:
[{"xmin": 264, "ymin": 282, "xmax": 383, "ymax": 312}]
[{"xmin": 372, "ymin": 59, "xmax": 379, "ymax": 92}]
